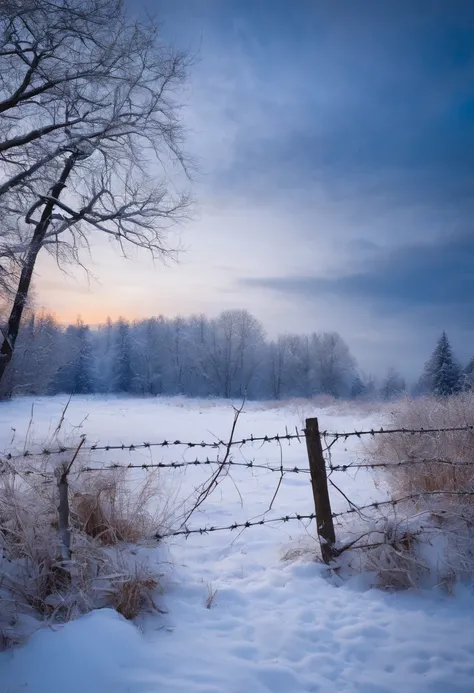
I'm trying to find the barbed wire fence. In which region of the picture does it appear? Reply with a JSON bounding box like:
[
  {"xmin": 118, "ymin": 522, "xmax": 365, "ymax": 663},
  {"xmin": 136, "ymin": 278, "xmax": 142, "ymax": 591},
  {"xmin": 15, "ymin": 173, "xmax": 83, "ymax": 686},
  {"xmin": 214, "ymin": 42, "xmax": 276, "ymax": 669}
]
[{"xmin": 2, "ymin": 418, "xmax": 474, "ymax": 564}]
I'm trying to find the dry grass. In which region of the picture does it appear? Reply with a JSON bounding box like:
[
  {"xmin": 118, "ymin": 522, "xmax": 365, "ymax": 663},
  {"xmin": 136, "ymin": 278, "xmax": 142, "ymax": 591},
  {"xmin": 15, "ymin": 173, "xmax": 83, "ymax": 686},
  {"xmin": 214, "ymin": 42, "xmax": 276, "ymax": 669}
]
[
  {"xmin": 205, "ymin": 582, "xmax": 218, "ymax": 609},
  {"xmin": 0, "ymin": 456, "xmax": 169, "ymax": 648},
  {"xmin": 341, "ymin": 518, "xmax": 429, "ymax": 590},
  {"xmin": 366, "ymin": 393, "xmax": 474, "ymax": 500},
  {"xmin": 0, "ymin": 400, "xmax": 178, "ymax": 649},
  {"xmin": 0, "ymin": 468, "xmax": 101, "ymax": 626},
  {"xmin": 109, "ymin": 563, "xmax": 161, "ymax": 620},
  {"xmin": 71, "ymin": 468, "xmax": 165, "ymax": 545},
  {"xmin": 350, "ymin": 394, "xmax": 474, "ymax": 589}
]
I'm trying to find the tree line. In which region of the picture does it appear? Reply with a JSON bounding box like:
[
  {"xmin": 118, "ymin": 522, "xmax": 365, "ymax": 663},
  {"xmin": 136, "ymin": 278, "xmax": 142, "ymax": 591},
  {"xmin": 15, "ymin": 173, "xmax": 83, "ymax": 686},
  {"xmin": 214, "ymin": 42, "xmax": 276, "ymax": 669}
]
[
  {"xmin": 0, "ymin": 309, "xmax": 408, "ymax": 400},
  {"xmin": 1, "ymin": 314, "xmax": 471, "ymax": 402}
]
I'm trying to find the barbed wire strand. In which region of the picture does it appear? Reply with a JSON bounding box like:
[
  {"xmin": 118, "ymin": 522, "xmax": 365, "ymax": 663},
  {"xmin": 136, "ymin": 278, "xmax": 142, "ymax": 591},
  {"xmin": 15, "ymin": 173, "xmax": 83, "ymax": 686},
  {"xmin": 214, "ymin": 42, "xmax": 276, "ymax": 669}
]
[
  {"xmin": 323, "ymin": 424, "xmax": 474, "ymax": 441},
  {"xmin": 6, "ymin": 422, "xmax": 474, "ymax": 460},
  {"xmin": 331, "ymin": 490, "xmax": 474, "ymax": 520},
  {"xmin": 329, "ymin": 458, "xmax": 474, "ymax": 472},
  {"xmin": 4, "ymin": 431, "xmax": 304, "ymax": 459},
  {"xmin": 8, "ymin": 456, "xmax": 473, "ymax": 476},
  {"xmin": 155, "ymin": 488, "xmax": 474, "ymax": 540},
  {"xmin": 0, "ymin": 459, "xmax": 311, "ymax": 478},
  {"xmin": 81, "ymin": 459, "xmax": 311, "ymax": 474},
  {"xmin": 156, "ymin": 512, "xmax": 317, "ymax": 539}
]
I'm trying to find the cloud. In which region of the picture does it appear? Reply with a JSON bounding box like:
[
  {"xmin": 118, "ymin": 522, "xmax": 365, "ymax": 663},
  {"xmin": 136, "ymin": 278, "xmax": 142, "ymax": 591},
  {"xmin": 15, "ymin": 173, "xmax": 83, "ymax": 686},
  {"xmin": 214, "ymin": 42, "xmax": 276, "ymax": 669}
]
[
  {"xmin": 158, "ymin": 0, "xmax": 474, "ymax": 203},
  {"xmin": 241, "ymin": 230, "xmax": 474, "ymax": 330}
]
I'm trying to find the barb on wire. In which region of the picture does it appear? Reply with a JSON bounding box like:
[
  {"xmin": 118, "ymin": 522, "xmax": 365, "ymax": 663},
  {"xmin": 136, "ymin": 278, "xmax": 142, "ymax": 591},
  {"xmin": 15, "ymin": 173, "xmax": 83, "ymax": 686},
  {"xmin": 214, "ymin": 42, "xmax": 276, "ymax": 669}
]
[{"xmin": 156, "ymin": 512, "xmax": 317, "ymax": 540}]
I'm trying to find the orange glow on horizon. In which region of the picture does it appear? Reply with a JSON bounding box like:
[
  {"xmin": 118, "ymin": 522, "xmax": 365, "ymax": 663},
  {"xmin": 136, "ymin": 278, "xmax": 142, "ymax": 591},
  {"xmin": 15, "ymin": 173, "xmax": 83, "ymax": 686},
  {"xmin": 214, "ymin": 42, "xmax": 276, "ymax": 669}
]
[{"xmin": 38, "ymin": 305, "xmax": 151, "ymax": 326}]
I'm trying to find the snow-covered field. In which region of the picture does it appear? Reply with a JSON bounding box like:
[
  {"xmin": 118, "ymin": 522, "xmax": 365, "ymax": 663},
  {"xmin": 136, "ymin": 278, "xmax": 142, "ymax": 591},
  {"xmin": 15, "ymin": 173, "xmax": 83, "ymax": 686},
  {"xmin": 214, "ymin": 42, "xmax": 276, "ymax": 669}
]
[{"xmin": 1, "ymin": 396, "xmax": 474, "ymax": 693}]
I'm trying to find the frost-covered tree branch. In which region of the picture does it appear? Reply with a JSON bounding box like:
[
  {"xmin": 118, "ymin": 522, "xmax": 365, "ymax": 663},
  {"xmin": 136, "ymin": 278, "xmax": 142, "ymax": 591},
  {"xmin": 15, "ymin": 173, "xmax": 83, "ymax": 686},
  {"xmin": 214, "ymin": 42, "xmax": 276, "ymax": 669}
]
[{"xmin": 0, "ymin": 0, "xmax": 192, "ymax": 383}]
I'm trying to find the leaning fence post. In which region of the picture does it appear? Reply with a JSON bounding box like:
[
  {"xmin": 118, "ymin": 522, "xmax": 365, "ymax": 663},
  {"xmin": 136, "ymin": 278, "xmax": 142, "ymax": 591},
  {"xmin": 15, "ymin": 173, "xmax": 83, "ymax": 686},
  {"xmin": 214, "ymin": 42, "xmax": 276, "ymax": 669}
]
[
  {"xmin": 57, "ymin": 463, "xmax": 71, "ymax": 562},
  {"xmin": 305, "ymin": 418, "xmax": 336, "ymax": 563},
  {"xmin": 57, "ymin": 437, "xmax": 85, "ymax": 563}
]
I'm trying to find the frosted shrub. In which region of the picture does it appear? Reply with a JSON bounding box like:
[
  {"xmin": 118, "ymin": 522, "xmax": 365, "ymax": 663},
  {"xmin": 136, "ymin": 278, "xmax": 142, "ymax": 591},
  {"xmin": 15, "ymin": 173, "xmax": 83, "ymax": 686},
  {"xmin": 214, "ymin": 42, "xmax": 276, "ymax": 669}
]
[
  {"xmin": 354, "ymin": 394, "xmax": 474, "ymax": 589},
  {"xmin": 0, "ymin": 457, "xmax": 168, "ymax": 649}
]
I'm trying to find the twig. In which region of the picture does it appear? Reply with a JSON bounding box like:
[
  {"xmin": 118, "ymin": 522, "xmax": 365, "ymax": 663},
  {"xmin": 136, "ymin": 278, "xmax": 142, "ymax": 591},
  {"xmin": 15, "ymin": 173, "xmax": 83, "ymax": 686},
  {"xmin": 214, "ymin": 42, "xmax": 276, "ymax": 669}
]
[
  {"xmin": 52, "ymin": 395, "xmax": 73, "ymax": 439},
  {"xmin": 23, "ymin": 402, "xmax": 35, "ymax": 455},
  {"xmin": 62, "ymin": 436, "xmax": 86, "ymax": 481},
  {"xmin": 268, "ymin": 439, "xmax": 284, "ymax": 511},
  {"xmin": 179, "ymin": 397, "xmax": 246, "ymax": 528},
  {"xmin": 328, "ymin": 477, "xmax": 366, "ymax": 516}
]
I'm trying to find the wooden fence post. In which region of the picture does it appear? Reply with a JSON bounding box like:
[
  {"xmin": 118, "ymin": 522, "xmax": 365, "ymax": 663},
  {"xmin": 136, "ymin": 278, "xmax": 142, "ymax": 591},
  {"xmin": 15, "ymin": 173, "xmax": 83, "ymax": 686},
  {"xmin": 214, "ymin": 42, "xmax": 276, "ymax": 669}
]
[
  {"xmin": 305, "ymin": 417, "xmax": 336, "ymax": 563},
  {"xmin": 57, "ymin": 463, "xmax": 71, "ymax": 562},
  {"xmin": 57, "ymin": 437, "xmax": 85, "ymax": 563}
]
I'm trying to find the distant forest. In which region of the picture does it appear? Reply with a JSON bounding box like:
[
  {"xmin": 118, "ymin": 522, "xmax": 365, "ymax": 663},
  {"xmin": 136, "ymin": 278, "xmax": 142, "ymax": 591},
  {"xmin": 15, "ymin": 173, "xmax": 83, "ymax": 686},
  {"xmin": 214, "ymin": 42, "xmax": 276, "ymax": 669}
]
[{"xmin": 0, "ymin": 310, "xmax": 471, "ymax": 400}]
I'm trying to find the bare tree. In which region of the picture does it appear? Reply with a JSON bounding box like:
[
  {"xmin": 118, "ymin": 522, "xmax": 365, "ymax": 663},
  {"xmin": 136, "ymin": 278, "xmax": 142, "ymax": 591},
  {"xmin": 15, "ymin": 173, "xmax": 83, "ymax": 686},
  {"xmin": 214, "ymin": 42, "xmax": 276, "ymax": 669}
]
[
  {"xmin": 268, "ymin": 336, "xmax": 289, "ymax": 400},
  {"xmin": 380, "ymin": 367, "xmax": 406, "ymax": 400},
  {"xmin": 313, "ymin": 332, "xmax": 356, "ymax": 398},
  {"xmin": 196, "ymin": 310, "xmax": 265, "ymax": 398},
  {"xmin": 0, "ymin": 0, "xmax": 191, "ymax": 383}
]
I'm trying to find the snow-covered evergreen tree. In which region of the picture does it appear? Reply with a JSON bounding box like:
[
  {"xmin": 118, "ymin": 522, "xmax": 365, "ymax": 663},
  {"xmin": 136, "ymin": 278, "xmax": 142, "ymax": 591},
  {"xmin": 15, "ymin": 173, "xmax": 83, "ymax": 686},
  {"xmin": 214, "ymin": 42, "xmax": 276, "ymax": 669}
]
[
  {"xmin": 463, "ymin": 356, "xmax": 474, "ymax": 391},
  {"xmin": 351, "ymin": 375, "xmax": 366, "ymax": 399},
  {"xmin": 74, "ymin": 321, "xmax": 93, "ymax": 394},
  {"xmin": 52, "ymin": 320, "xmax": 92, "ymax": 394},
  {"xmin": 420, "ymin": 332, "xmax": 461, "ymax": 397},
  {"xmin": 14, "ymin": 312, "xmax": 63, "ymax": 395},
  {"xmin": 112, "ymin": 319, "xmax": 133, "ymax": 393},
  {"xmin": 91, "ymin": 318, "xmax": 114, "ymax": 393},
  {"xmin": 350, "ymin": 372, "xmax": 376, "ymax": 400}
]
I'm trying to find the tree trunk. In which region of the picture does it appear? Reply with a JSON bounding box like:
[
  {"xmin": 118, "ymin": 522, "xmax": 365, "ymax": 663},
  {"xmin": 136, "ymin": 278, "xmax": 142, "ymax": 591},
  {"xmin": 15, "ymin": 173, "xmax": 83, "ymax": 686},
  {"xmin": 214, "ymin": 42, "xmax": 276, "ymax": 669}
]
[{"xmin": 0, "ymin": 154, "xmax": 76, "ymax": 385}]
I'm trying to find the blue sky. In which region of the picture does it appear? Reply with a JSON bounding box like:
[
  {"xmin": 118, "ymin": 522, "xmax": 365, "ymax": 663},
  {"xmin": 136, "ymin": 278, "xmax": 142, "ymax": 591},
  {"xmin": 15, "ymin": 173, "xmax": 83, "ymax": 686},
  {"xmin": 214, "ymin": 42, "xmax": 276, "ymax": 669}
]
[{"xmin": 37, "ymin": 0, "xmax": 474, "ymax": 377}]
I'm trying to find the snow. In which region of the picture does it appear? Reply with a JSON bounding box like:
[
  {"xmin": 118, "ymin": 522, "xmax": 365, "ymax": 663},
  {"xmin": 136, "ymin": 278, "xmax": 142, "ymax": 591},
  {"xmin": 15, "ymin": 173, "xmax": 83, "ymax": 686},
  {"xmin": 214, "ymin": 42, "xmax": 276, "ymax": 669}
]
[{"xmin": 1, "ymin": 395, "xmax": 474, "ymax": 693}]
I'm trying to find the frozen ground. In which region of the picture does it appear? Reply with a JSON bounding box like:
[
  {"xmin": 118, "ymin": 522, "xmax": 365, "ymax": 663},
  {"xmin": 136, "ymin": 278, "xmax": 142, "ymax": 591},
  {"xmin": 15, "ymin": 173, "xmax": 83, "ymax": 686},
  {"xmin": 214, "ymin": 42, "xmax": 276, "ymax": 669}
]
[{"xmin": 0, "ymin": 395, "xmax": 473, "ymax": 693}]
